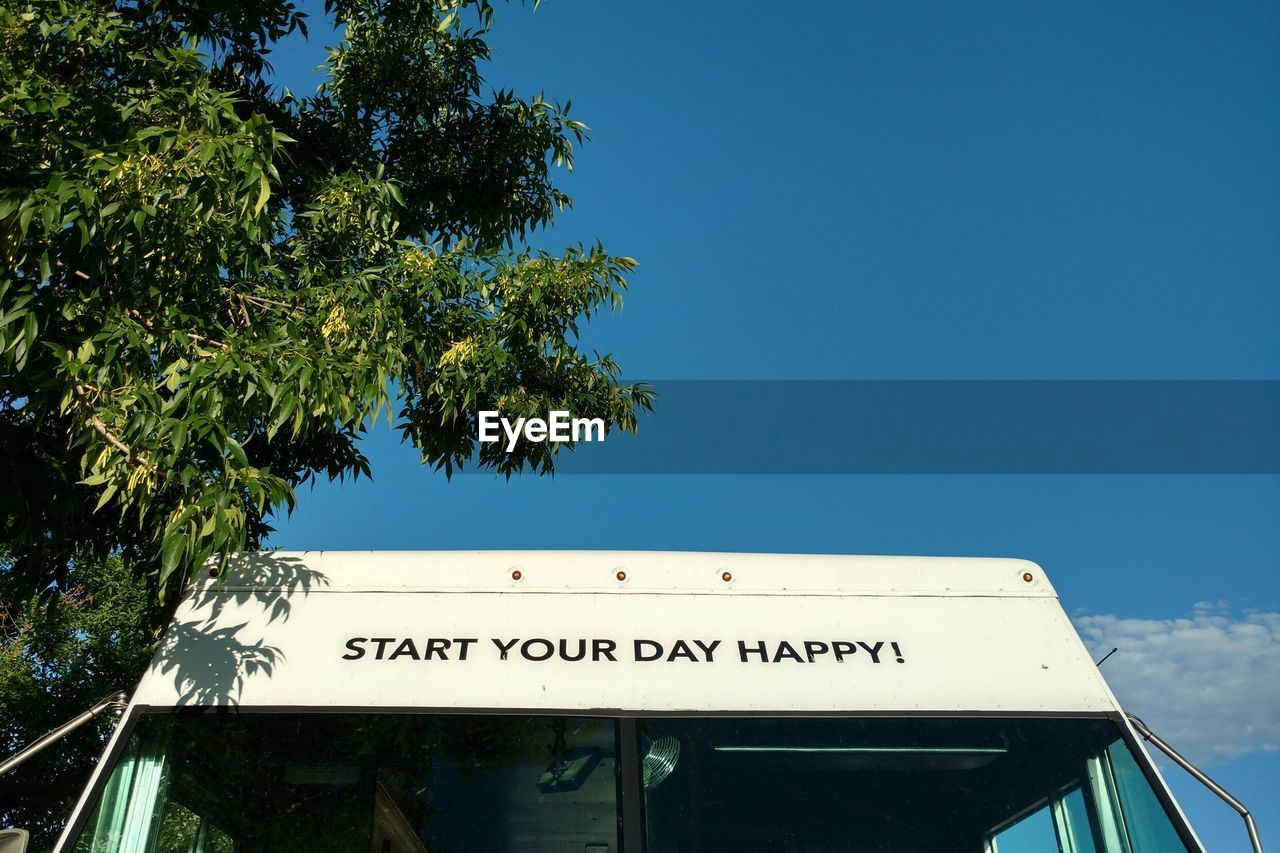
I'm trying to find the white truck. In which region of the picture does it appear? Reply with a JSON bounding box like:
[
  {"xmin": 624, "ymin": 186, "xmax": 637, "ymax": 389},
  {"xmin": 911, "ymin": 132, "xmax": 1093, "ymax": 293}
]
[{"xmin": 39, "ymin": 551, "xmax": 1230, "ymax": 852}]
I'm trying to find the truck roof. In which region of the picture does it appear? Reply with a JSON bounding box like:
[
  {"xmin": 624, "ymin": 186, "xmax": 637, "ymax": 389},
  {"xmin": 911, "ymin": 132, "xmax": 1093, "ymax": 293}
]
[{"xmin": 130, "ymin": 550, "xmax": 1122, "ymax": 715}]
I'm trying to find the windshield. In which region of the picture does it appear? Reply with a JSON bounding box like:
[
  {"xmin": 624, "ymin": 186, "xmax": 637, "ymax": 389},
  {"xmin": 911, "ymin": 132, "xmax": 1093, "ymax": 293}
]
[
  {"xmin": 638, "ymin": 717, "xmax": 1189, "ymax": 853},
  {"xmin": 67, "ymin": 714, "xmax": 1191, "ymax": 853}
]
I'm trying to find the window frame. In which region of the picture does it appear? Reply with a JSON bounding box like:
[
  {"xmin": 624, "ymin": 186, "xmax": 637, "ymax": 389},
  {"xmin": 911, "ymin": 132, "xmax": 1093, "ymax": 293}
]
[{"xmin": 983, "ymin": 783, "xmax": 1107, "ymax": 853}]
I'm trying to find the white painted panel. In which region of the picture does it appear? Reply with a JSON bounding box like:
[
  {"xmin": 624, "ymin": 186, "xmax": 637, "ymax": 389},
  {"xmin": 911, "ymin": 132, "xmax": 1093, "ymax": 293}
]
[{"xmin": 132, "ymin": 552, "xmax": 1118, "ymax": 713}]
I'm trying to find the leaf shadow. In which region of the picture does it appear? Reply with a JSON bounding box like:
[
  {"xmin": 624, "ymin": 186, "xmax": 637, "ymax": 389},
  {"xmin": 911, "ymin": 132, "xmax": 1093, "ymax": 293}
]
[{"xmin": 159, "ymin": 552, "xmax": 329, "ymax": 706}]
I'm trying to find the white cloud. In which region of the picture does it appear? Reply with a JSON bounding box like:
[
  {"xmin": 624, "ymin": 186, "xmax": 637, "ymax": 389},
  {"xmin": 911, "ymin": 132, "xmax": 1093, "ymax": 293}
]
[{"xmin": 1073, "ymin": 605, "xmax": 1280, "ymax": 765}]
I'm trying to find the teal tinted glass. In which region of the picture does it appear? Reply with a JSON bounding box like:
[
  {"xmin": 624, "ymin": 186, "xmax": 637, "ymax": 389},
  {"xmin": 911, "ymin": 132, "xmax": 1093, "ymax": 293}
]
[
  {"xmin": 1107, "ymin": 742, "xmax": 1188, "ymax": 852},
  {"xmin": 993, "ymin": 804, "xmax": 1057, "ymax": 852},
  {"xmin": 1059, "ymin": 787, "xmax": 1100, "ymax": 853}
]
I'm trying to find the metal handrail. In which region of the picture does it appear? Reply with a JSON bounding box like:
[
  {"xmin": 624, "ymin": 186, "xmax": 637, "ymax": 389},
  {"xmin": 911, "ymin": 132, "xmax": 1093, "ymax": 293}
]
[
  {"xmin": 1126, "ymin": 712, "xmax": 1263, "ymax": 853},
  {"xmin": 0, "ymin": 691, "xmax": 128, "ymax": 778}
]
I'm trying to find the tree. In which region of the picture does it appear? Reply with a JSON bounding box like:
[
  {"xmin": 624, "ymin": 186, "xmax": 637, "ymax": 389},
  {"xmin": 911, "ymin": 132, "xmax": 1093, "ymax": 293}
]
[
  {"xmin": 0, "ymin": 554, "xmax": 153, "ymax": 848},
  {"xmin": 0, "ymin": 0, "xmax": 652, "ymax": 610}
]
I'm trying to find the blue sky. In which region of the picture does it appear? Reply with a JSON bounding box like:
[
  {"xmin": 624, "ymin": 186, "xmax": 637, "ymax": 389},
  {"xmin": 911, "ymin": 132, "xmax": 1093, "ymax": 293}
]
[{"xmin": 266, "ymin": 2, "xmax": 1279, "ymax": 848}]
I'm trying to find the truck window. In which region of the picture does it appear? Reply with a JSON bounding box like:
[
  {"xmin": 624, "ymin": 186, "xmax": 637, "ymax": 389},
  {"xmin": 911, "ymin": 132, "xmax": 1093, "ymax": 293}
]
[
  {"xmin": 636, "ymin": 717, "xmax": 1191, "ymax": 853},
  {"xmin": 71, "ymin": 713, "xmax": 619, "ymax": 853},
  {"xmin": 67, "ymin": 713, "xmax": 1191, "ymax": 852},
  {"xmin": 990, "ymin": 804, "xmax": 1058, "ymax": 852},
  {"xmin": 987, "ymin": 787, "xmax": 1099, "ymax": 852}
]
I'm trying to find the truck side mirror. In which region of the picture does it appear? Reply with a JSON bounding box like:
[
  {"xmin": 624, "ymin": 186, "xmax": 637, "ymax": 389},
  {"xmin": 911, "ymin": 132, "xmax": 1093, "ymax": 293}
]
[{"xmin": 0, "ymin": 828, "xmax": 29, "ymax": 853}]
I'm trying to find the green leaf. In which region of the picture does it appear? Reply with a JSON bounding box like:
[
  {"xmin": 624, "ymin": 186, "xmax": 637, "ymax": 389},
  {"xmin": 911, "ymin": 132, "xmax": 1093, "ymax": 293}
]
[
  {"xmin": 267, "ymin": 394, "xmax": 297, "ymax": 439},
  {"xmin": 93, "ymin": 482, "xmax": 119, "ymax": 512},
  {"xmin": 254, "ymin": 172, "xmax": 270, "ymax": 215},
  {"xmin": 160, "ymin": 528, "xmax": 186, "ymax": 579},
  {"xmin": 225, "ymin": 435, "xmax": 248, "ymax": 467},
  {"xmin": 171, "ymin": 420, "xmax": 188, "ymax": 452}
]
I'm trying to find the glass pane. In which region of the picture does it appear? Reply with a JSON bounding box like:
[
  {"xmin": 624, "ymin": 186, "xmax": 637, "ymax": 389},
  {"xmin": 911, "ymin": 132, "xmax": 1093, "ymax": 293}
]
[
  {"xmin": 155, "ymin": 800, "xmax": 203, "ymax": 851},
  {"xmin": 636, "ymin": 717, "xmax": 1187, "ymax": 853},
  {"xmin": 1056, "ymin": 788, "xmax": 1099, "ymax": 853},
  {"xmin": 993, "ymin": 805, "xmax": 1058, "ymax": 853},
  {"xmin": 72, "ymin": 714, "xmax": 619, "ymax": 853},
  {"xmin": 75, "ymin": 735, "xmax": 170, "ymax": 852},
  {"xmin": 1106, "ymin": 742, "xmax": 1187, "ymax": 852}
]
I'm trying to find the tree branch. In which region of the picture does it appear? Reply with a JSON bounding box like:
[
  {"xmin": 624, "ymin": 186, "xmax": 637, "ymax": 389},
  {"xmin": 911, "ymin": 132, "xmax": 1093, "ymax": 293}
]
[
  {"xmin": 85, "ymin": 410, "xmax": 134, "ymax": 460},
  {"xmin": 237, "ymin": 292, "xmax": 293, "ymax": 310},
  {"xmin": 126, "ymin": 309, "xmax": 227, "ymax": 350}
]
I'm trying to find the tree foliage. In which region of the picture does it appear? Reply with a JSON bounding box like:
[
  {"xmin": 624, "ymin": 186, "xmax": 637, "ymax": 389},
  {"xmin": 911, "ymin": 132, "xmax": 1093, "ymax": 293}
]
[
  {"xmin": 0, "ymin": 554, "xmax": 153, "ymax": 847},
  {"xmin": 0, "ymin": 0, "xmax": 653, "ymax": 605}
]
